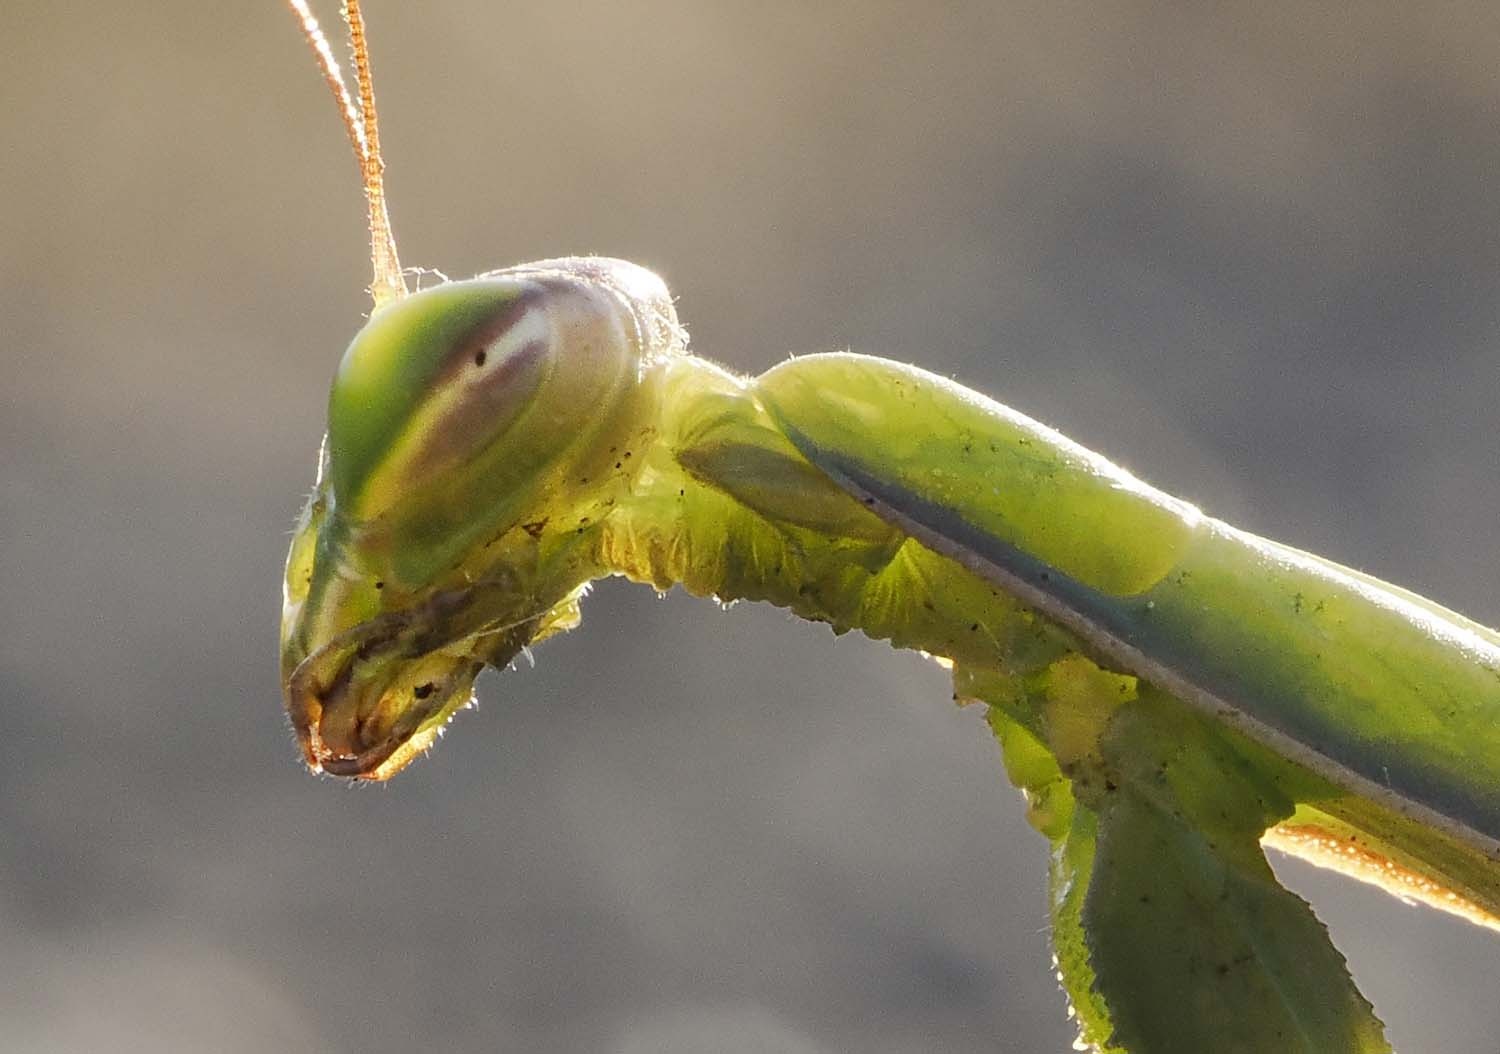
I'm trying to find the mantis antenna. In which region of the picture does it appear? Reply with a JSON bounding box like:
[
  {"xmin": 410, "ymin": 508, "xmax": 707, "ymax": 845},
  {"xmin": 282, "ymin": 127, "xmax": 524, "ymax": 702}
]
[{"xmin": 284, "ymin": 0, "xmax": 408, "ymax": 309}]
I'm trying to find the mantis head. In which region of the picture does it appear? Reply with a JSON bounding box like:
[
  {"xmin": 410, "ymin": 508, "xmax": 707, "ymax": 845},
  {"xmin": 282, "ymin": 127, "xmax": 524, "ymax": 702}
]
[
  {"xmin": 281, "ymin": 258, "xmax": 682, "ymax": 779},
  {"xmin": 278, "ymin": 5, "xmax": 684, "ymax": 778}
]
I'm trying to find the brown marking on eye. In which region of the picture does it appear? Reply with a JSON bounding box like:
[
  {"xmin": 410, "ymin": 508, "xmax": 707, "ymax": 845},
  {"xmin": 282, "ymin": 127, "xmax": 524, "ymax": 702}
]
[
  {"xmin": 521, "ymin": 519, "xmax": 547, "ymax": 539},
  {"xmin": 421, "ymin": 285, "xmax": 543, "ymax": 395},
  {"xmin": 448, "ymin": 288, "xmax": 538, "ymax": 374},
  {"xmin": 457, "ymin": 336, "xmax": 551, "ymax": 404},
  {"xmin": 407, "ymin": 335, "xmax": 550, "ymax": 480}
]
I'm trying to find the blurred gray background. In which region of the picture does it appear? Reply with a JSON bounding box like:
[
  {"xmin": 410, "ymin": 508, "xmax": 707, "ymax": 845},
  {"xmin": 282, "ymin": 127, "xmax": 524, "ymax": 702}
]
[{"xmin": 4, "ymin": 2, "xmax": 1500, "ymax": 1051}]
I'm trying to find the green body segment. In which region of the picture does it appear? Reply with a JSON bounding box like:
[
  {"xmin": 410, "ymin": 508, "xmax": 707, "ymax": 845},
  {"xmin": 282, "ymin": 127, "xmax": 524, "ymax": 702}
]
[
  {"xmin": 593, "ymin": 352, "xmax": 1436, "ymax": 1052},
  {"xmin": 605, "ymin": 350, "xmax": 1500, "ymax": 1052},
  {"xmin": 751, "ymin": 354, "xmax": 1500, "ymax": 851},
  {"xmin": 283, "ymin": 266, "xmax": 1499, "ymax": 1053}
]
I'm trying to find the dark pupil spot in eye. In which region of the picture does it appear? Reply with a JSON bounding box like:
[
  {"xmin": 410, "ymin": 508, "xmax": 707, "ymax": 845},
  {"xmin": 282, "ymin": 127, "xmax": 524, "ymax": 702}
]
[{"xmin": 473, "ymin": 349, "xmax": 487, "ymax": 366}]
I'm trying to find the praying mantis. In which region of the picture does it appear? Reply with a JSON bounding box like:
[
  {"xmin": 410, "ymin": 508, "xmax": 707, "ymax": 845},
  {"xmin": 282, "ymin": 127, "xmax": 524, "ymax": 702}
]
[{"xmin": 277, "ymin": 4, "xmax": 1500, "ymax": 1052}]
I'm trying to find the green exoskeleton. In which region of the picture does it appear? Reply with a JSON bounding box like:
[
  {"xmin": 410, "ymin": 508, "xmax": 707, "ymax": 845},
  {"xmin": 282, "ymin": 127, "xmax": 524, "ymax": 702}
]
[{"xmin": 279, "ymin": 4, "xmax": 1498, "ymax": 1052}]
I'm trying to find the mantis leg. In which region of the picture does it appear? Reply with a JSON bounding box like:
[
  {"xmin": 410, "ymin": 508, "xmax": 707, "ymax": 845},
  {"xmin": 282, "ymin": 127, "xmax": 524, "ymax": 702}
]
[{"xmin": 982, "ymin": 667, "xmax": 1390, "ymax": 1053}]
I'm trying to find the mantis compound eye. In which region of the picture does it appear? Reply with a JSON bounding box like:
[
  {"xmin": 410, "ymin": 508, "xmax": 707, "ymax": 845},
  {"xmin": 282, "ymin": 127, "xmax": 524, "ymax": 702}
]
[
  {"xmin": 321, "ymin": 258, "xmax": 677, "ymax": 578},
  {"xmin": 325, "ymin": 272, "xmax": 621, "ymax": 528},
  {"xmin": 325, "ymin": 279, "xmax": 547, "ymax": 519},
  {"xmin": 281, "ymin": 257, "xmax": 682, "ymax": 779}
]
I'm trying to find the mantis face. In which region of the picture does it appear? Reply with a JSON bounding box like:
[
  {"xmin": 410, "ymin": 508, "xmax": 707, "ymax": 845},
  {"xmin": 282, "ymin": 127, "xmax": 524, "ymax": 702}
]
[{"xmin": 280, "ymin": 257, "xmax": 681, "ymax": 779}]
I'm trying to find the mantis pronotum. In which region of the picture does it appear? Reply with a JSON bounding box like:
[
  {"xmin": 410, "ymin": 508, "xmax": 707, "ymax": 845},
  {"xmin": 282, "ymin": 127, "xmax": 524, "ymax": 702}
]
[{"xmin": 278, "ymin": 4, "xmax": 1499, "ymax": 1051}]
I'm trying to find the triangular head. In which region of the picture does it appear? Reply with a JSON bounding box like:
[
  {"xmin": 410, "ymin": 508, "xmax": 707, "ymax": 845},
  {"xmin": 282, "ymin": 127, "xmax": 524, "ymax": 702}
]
[{"xmin": 280, "ymin": 258, "xmax": 683, "ymax": 778}]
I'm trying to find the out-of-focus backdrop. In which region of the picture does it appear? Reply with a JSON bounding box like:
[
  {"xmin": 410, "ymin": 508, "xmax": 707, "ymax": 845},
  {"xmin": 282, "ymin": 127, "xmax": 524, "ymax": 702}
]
[{"xmin": 4, "ymin": 2, "xmax": 1500, "ymax": 1050}]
